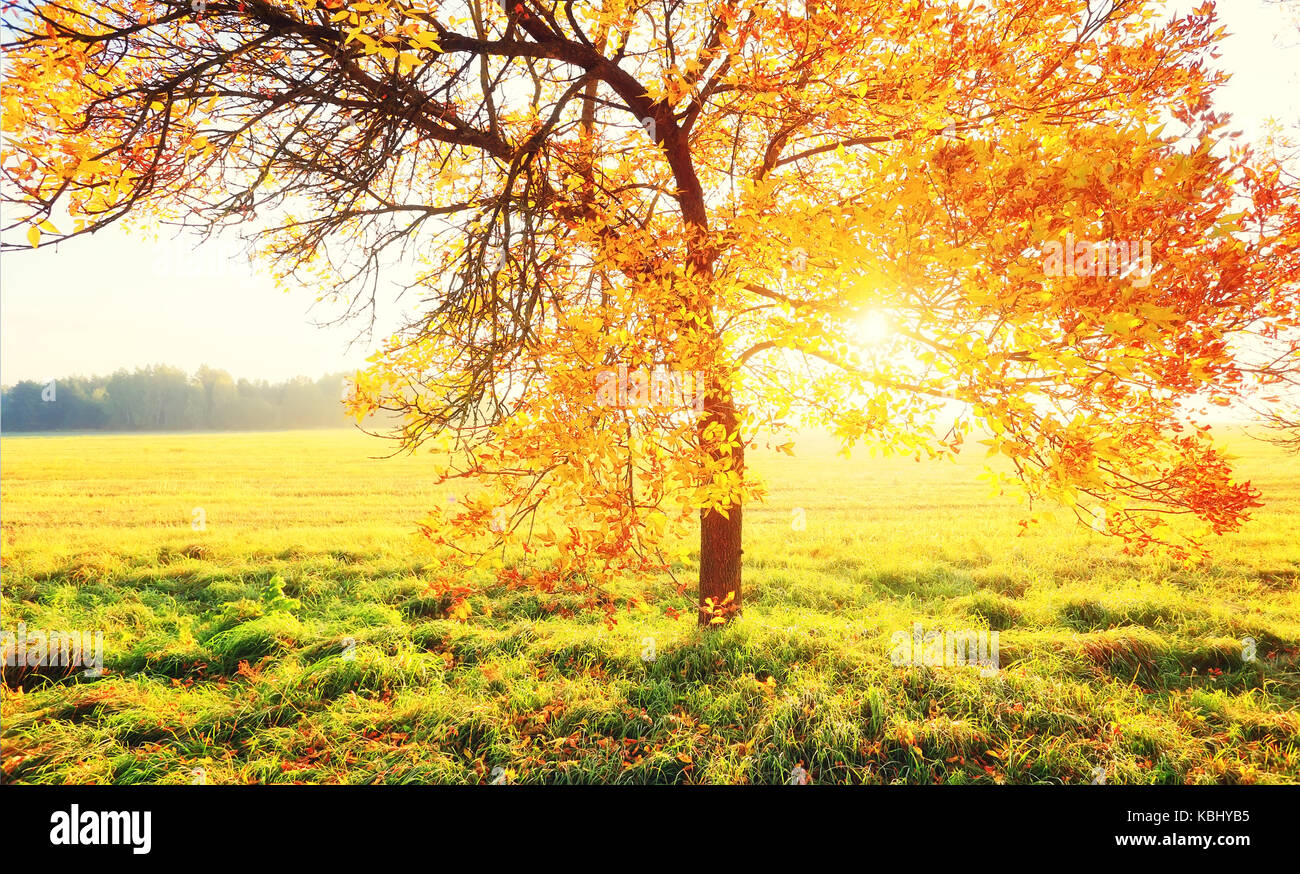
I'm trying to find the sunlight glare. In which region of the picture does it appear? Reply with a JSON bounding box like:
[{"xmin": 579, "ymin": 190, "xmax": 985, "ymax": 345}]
[{"xmin": 853, "ymin": 310, "xmax": 892, "ymax": 347}]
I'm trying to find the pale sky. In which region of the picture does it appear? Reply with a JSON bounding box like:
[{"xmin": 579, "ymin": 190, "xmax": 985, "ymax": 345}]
[{"xmin": 1, "ymin": 0, "xmax": 1297, "ymax": 386}]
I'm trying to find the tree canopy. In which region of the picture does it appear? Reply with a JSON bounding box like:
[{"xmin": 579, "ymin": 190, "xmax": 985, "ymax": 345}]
[{"xmin": 4, "ymin": 0, "xmax": 1298, "ymax": 623}]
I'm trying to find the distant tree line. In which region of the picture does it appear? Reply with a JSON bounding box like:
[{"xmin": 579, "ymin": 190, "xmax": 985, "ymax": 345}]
[{"xmin": 1, "ymin": 365, "xmax": 358, "ymax": 432}]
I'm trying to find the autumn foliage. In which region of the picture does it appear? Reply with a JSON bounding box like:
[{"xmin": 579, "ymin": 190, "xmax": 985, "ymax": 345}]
[{"xmin": 4, "ymin": 0, "xmax": 1298, "ymax": 624}]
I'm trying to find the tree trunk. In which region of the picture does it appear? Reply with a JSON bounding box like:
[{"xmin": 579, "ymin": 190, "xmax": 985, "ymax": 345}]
[
  {"xmin": 650, "ymin": 101, "xmax": 736, "ymax": 626},
  {"xmin": 697, "ymin": 384, "xmax": 743, "ymax": 626}
]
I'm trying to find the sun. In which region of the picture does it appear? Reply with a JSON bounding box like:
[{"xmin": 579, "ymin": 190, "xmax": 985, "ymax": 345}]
[{"xmin": 852, "ymin": 310, "xmax": 893, "ymax": 347}]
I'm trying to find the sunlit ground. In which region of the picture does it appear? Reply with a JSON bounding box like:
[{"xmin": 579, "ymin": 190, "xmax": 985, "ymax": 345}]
[{"xmin": 1, "ymin": 428, "xmax": 1297, "ymax": 783}]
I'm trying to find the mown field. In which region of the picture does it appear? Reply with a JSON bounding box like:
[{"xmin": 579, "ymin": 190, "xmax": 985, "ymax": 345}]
[{"xmin": 2, "ymin": 428, "xmax": 1298, "ymax": 784}]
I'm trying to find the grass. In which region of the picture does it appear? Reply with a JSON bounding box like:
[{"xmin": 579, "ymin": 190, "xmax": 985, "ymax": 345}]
[{"xmin": 2, "ymin": 428, "xmax": 1298, "ymax": 784}]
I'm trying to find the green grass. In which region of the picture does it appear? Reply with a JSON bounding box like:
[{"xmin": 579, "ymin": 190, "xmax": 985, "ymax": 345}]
[{"xmin": 2, "ymin": 428, "xmax": 1298, "ymax": 784}]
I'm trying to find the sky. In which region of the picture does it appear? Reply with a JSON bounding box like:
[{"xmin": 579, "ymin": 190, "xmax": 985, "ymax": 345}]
[{"xmin": 1, "ymin": 0, "xmax": 1298, "ymax": 386}]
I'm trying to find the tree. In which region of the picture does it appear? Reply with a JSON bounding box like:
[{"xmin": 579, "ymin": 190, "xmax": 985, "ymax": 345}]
[
  {"xmin": 4, "ymin": 1, "xmax": 1299, "ymax": 625},
  {"xmin": 0, "ymin": 381, "xmax": 55, "ymax": 431},
  {"xmin": 194, "ymin": 365, "xmax": 238, "ymax": 427},
  {"xmin": 1259, "ymin": 406, "xmax": 1300, "ymax": 453}
]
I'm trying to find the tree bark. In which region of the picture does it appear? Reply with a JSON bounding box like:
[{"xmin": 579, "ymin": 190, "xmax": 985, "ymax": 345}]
[
  {"xmin": 697, "ymin": 384, "xmax": 743, "ymax": 626},
  {"xmin": 653, "ymin": 96, "xmax": 741, "ymax": 626}
]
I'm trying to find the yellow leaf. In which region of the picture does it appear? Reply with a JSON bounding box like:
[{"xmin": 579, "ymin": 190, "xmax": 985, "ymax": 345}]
[{"xmin": 26, "ymin": 226, "xmax": 40, "ymax": 248}]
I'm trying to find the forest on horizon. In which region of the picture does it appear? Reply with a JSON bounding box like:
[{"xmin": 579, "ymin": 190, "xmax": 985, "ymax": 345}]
[{"xmin": 0, "ymin": 365, "xmax": 355, "ymax": 432}]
